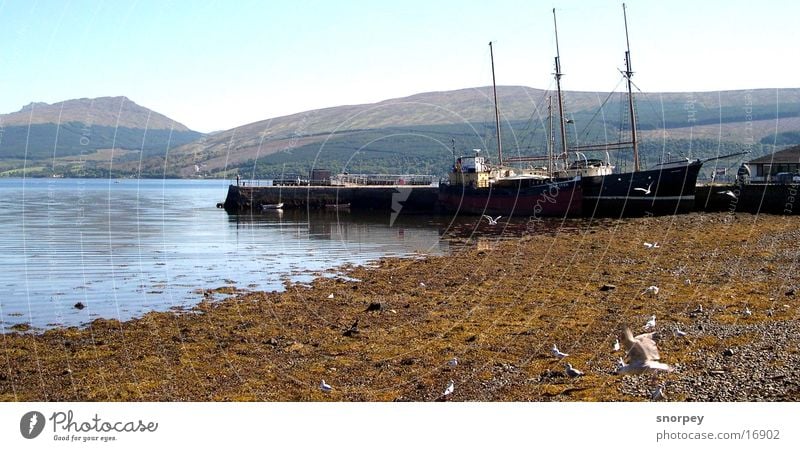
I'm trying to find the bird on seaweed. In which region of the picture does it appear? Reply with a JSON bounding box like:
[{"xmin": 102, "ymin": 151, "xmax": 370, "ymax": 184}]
[
  {"xmin": 643, "ymin": 242, "xmax": 660, "ymax": 249},
  {"xmin": 565, "ymin": 363, "xmax": 584, "ymax": 377},
  {"xmin": 644, "ymin": 315, "xmax": 657, "ymax": 330},
  {"xmin": 443, "ymin": 380, "xmax": 455, "ymax": 397},
  {"xmin": 651, "ymin": 383, "xmax": 667, "ymax": 401},
  {"xmin": 643, "ymin": 285, "xmax": 660, "ymax": 297},
  {"xmin": 482, "ymin": 215, "xmax": 502, "ymax": 225},
  {"xmin": 343, "ymin": 319, "xmax": 359, "ymax": 337},
  {"xmin": 447, "ymin": 357, "xmax": 458, "ymax": 367},
  {"xmin": 616, "ymin": 327, "xmax": 674, "ymax": 375},
  {"xmin": 633, "ymin": 181, "xmax": 654, "ymax": 195},
  {"xmin": 674, "ymin": 326, "xmax": 687, "ymax": 337},
  {"xmin": 551, "ymin": 344, "xmax": 569, "ymax": 359},
  {"xmin": 613, "ymin": 338, "xmax": 621, "ymax": 352},
  {"xmin": 744, "ymin": 306, "xmax": 752, "ymax": 316},
  {"xmin": 320, "ymin": 380, "xmax": 333, "ymax": 393}
]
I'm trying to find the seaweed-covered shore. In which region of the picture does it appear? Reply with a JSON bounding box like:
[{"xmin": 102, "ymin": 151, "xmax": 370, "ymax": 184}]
[{"xmin": 1, "ymin": 213, "xmax": 798, "ymax": 401}]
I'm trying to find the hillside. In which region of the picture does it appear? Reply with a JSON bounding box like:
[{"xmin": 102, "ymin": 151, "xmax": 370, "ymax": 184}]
[
  {"xmin": 0, "ymin": 97, "xmax": 203, "ymax": 177},
  {"xmin": 145, "ymin": 86, "xmax": 800, "ymax": 179}
]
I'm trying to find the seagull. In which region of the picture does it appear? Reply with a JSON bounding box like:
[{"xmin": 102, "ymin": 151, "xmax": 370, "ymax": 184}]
[
  {"xmin": 442, "ymin": 380, "xmax": 455, "ymax": 397},
  {"xmin": 674, "ymin": 326, "xmax": 687, "ymax": 337},
  {"xmin": 327, "ymin": 293, "xmax": 334, "ymax": 299},
  {"xmin": 419, "ymin": 282, "xmax": 426, "ymax": 288},
  {"xmin": 565, "ymin": 363, "xmax": 584, "ymax": 377},
  {"xmin": 551, "ymin": 344, "xmax": 569, "ymax": 359},
  {"xmin": 744, "ymin": 306, "xmax": 752, "ymax": 316},
  {"xmin": 717, "ymin": 190, "xmax": 737, "ymax": 199},
  {"xmin": 613, "ymin": 338, "xmax": 621, "ymax": 352},
  {"xmin": 644, "ymin": 315, "xmax": 657, "ymax": 330},
  {"xmin": 691, "ymin": 304, "xmax": 703, "ymax": 314},
  {"xmin": 684, "ymin": 278, "xmax": 692, "ymax": 286},
  {"xmin": 651, "ymin": 383, "xmax": 666, "ymax": 401},
  {"xmin": 643, "ymin": 242, "xmax": 660, "ymax": 249},
  {"xmin": 616, "ymin": 327, "xmax": 674, "ymax": 375},
  {"xmin": 633, "ymin": 181, "xmax": 653, "ymax": 195},
  {"xmin": 447, "ymin": 357, "xmax": 458, "ymax": 367},
  {"xmin": 320, "ymin": 380, "xmax": 332, "ymax": 393},
  {"xmin": 482, "ymin": 215, "xmax": 502, "ymax": 225},
  {"xmin": 643, "ymin": 286, "xmax": 660, "ymax": 297}
]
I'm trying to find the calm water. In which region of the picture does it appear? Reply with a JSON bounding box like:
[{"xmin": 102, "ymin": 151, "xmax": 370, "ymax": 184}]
[{"xmin": 0, "ymin": 178, "xmax": 452, "ymax": 330}]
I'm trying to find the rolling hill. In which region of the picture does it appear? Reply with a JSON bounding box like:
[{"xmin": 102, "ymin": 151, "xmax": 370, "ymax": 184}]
[{"xmin": 0, "ymin": 96, "xmax": 203, "ymax": 177}]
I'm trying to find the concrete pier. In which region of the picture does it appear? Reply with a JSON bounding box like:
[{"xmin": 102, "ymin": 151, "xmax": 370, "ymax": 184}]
[
  {"xmin": 695, "ymin": 183, "xmax": 799, "ymax": 214},
  {"xmin": 223, "ymin": 185, "xmax": 440, "ymax": 213}
]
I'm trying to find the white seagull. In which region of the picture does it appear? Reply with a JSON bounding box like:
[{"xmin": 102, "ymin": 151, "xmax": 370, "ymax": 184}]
[
  {"xmin": 482, "ymin": 215, "xmax": 502, "ymax": 225},
  {"xmin": 447, "ymin": 357, "xmax": 458, "ymax": 367},
  {"xmin": 565, "ymin": 363, "xmax": 584, "ymax": 377},
  {"xmin": 320, "ymin": 380, "xmax": 332, "ymax": 393},
  {"xmin": 616, "ymin": 327, "xmax": 674, "ymax": 375},
  {"xmin": 551, "ymin": 344, "xmax": 569, "ymax": 359},
  {"xmin": 744, "ymin": 306, "xmax": 752, "ymax": 316},
  {"xmin": 717, "ymin": 190, "xmax": 737, "ymax": 200},
  {"xmin": 442, "ymin": 380, "xmax": 455, "ymax": 397},
  {"xmin": 613, "ymin": 338, "xmax": 621, "ymax": 352},
  {"xmin": 643, "ymin": 285, "xmax": 660, "ymax": 297},
  {"xmin": 674, "ymin": 326, "xmax": 687, "ymax": 337},
  {"xmin": 327, "ymin": 293, "xmax": 334, "ymax": 299},
  {"xmin": 643, "ymin": 242, "xmax": 660, "ymax": 249},
  {"xmin": 634, "ymin": 181, "xmax": 654, "ymax": 195},
  {"xmin": 644, "ymin": 315, "xmax": 657, "ymax": 330}
]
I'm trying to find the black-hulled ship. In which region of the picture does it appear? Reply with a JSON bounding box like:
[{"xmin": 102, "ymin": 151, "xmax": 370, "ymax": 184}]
[
  {"xmin": 438, "ymin": 42, "xmax": 582, "ymax": 218},
  {"xmin": 551, "ymin": 4, "xmax": 705, "ymax": 217}
]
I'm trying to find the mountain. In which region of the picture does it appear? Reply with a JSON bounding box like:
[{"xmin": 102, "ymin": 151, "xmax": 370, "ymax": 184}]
[
  {"xmin": 0, "ymin": 96, "xmax": 203, "ymax": 177},
  {"xmin": 146, "ymin": 86, "xmax": 800, "ymax": 179}
]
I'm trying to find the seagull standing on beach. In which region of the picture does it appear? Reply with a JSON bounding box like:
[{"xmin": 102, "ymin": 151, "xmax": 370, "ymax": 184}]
[
  {"xmin": 613, "ymin": 338, "xmax": 621, "ymax": 352},
  {"xmin": 643, "ymin": 242, "xmax": 660, "ymax": 249},
  {"xmin": 651, "ymin": 383, "xmax": 667, "ymax": 401},
  {"xmin": 617, "ymin": 327, "xmax": 674, "ymax": 375},
  {"xmin": 442, "ymin": 380, "xmax": 455, "ymax": 397},
  {"xmin": 717, "ymin": 190, "xmax": 737, "ymax": 200},
  {"xmin": 643, "ymin": 286, "xmax": 660, "ymax": 297},
  {"xmin": 744, "ymin": 306, "xmax": 752, "ymax": 316},
  {"xmin": 634, "ymin": 181, "xmax": 654, "ymax": 195},
  {"xmin": 644, "ymin": 315, "xmax": 656, "ymax": 330},
  {"xmin": 674, "ymin": 326, "xmax": 687, "ymax": 337},
  {"xmin": 320, "ymin": 380, "xmax": 332, "ymax": 393},
  {"xmin": 482, "ymin": 215, "xmax": 502, "ymax": 225},
  {"xmin": 552, "ymin": 344, "xmax": 569, "ymax": 359},
  {"xmin": 565, "ymin": 363, "xmax": 584, "ymax": 377},
  {"xmin": 447, "ymin": 357, "xmax": 458, "ymax": 367}
]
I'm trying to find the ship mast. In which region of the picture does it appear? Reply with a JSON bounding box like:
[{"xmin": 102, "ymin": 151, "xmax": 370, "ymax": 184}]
[
  {"xmin": 623, "ymin": 3, "xmax": 639, "ymax": 172},
  {"xmin": 547, "ymin": 96, "xmax": 554, "ymax": 177},
  {"xmin": 552, "ymin": 9, "xmax": 569, "ymax": 170},
  {"xmin": 489, "ymin": 41, "xmax": 503, "ymax": 165}
]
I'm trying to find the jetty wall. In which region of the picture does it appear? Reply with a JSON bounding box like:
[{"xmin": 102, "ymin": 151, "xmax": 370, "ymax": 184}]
[
  {"xmin": 695, "ymin": 183, "xmax": 800, "ymax": 214},
  {"xmin": 223, "ymin": 185, "xmax": 440, "ymax": 213}
]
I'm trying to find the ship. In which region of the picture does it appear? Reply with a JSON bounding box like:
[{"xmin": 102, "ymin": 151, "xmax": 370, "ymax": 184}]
[
  {"xmin": 438, "ymin": 42, "xmax": 582, "ymax": 218},
  {"xmin": 549, "ymin": 4, "xmax": 704, "ymax": 216}
]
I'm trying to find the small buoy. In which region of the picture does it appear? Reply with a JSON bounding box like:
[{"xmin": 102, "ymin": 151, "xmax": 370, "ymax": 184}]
[
  {"xmin": 74, "ymin": 302, "xmax": 85, "ymax": 310},
  {"xmin": 216, "ymin": 202, "xmax": 224, "ymax": 208}
]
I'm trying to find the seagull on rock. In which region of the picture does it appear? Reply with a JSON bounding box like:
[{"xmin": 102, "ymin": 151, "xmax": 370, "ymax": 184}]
[
  {"xmin": 565, "ymin": 363, "xmax": 584, "ymax": 377},
  {"xmin": 617, "ymin": 327, "xmax": 674, "ymax": 375},
  {"xmin": 320, "ymin": 380, "xmax": 333, "ymax": 393},
  {"xmin": 443, "ymin": 380, "xmax": 455, "ymax": 397},
  {"xmin": 643, "ymin": 286, "xmax": 660, "ymax": 297},
  {"xmin": 482, "ymin": 215, "xmax": 502, "ymax": 225},
  {"xmin": 551, "ymin": 344, "xmax": 569, "ymax": 359}
]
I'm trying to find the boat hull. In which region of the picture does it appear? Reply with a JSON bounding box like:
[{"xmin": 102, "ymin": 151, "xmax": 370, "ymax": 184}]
[
  {"xmin": 438, "ymin": 178, "xmax": 582, "ymax": 217},
  {"xmin": 581, "ymin": 161, "xmax": 703, "ymax": 217}
]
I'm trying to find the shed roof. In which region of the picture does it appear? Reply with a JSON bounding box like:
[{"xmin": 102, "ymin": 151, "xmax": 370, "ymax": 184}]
[{"xmin": 749, "ymin": 145, "xmax": 800, "ymax": 164}]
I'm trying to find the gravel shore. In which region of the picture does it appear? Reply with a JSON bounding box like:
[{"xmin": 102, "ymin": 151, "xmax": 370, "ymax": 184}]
[{"xmin": 1, "ymin": 212, "xmax": 798, "ymax": 401}]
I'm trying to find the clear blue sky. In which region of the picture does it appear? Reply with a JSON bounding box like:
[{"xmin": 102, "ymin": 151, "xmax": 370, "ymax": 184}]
[{"xmin": 1, "ymin": 0, "xmax": 797, "ymax": 132}]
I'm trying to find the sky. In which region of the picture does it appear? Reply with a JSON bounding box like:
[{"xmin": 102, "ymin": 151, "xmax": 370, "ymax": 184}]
[{"xmin": 0, "ymin": 0, "xmax": 798, "ymax": 132}]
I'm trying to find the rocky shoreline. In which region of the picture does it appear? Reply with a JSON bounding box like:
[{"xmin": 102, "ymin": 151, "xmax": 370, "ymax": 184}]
[{"xmin": 1, "ymin": 212, "xmax": 798, "ymax": 401}]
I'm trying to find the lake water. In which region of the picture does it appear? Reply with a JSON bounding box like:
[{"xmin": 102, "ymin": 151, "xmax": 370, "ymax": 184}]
[{"xmin": 0, "ymin": 178, "xmax": 453, "ymax": 330}]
